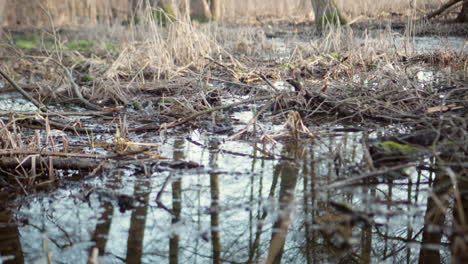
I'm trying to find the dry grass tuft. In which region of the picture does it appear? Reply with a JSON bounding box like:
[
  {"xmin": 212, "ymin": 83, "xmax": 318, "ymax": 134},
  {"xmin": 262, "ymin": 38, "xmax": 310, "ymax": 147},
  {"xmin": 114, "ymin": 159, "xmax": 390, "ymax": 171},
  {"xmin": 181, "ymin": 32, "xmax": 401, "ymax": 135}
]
[{"xmin": 106, "ymin": 19, "xmax": 216, "ymax": 80}]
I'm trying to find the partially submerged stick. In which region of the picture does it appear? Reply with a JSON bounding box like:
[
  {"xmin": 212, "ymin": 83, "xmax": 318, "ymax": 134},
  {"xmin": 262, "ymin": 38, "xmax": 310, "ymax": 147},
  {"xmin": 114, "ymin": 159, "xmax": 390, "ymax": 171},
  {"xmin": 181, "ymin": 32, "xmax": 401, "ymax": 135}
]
[
  {"xmin": 0, "ymin": 68, "xmax": 48, "ymax": 112},
  {"xmin": 50, "ymin": 59, "xmax": 101, "ymax": 111},
  {"xmin": 257, "ymin": 72, "xmax": 280, "ymax": 92},
  {"xmin": 61, "ymin": 66, "xmax": 102, "ymax": 111},
  {"xmin": 228, "ymin": 98, "xmax": 275, "ymax": 140},
  {"xmin": 131, "ymin": 94, "xmax": 277, "ymax": 132}
]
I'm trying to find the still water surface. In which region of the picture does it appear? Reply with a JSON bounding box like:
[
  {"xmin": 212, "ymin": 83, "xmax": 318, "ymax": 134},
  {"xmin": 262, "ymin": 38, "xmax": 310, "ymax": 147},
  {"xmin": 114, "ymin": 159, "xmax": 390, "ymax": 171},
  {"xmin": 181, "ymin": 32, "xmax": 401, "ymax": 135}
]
[{"xmin": 2, "ymin": 127, "xmax": 452, "ymax": 264}]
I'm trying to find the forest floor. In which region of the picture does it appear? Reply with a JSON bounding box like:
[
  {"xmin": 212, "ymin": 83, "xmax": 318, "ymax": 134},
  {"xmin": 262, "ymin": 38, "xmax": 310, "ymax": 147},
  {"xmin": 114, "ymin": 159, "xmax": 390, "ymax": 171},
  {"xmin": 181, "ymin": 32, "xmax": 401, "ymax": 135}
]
[{"xmin": 0, "ymin": 16, "xmax": 466, "ymax": 186}]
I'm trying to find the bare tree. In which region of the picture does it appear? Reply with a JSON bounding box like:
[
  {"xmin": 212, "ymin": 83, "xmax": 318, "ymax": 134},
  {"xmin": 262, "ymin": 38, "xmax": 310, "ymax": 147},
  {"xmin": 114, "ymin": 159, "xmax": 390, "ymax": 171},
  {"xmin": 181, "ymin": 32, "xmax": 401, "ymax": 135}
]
[{"xmin": 310, "ymin": 0, "xmax": 346, "ymax": 26}]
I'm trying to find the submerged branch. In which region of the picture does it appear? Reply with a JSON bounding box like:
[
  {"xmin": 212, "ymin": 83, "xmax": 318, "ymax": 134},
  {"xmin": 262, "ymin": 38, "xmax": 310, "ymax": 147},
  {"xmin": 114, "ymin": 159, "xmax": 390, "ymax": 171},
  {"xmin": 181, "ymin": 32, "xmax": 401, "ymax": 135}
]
[
  {"xmin": 132, "ymin": 94, "xmax": 277, "ymax": 132},
  {"xmin": 0, "ymin": 68, "xmax": 48, "ymax": 112}
]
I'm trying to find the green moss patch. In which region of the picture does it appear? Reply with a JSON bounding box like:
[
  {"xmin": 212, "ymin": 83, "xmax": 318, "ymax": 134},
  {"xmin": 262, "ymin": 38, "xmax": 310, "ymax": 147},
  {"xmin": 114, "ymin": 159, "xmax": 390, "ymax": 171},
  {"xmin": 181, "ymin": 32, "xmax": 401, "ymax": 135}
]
[
  {"xmin": 15, "ymin": 39, "xmax": 38, "ymax": 50},
  {"xmin": 66, "ymin": 40, "xmax": 96, "ymax": 51},
  {"xmin": 376, "ymin": 141, "xmax": 420, "ymax": 155}
]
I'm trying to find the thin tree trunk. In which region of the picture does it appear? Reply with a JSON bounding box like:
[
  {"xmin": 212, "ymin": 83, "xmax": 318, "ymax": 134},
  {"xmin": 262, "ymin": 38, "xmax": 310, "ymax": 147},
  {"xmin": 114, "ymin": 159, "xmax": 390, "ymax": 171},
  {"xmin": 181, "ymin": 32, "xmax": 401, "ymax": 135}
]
[
  {"xmin": 310, "ymin": 0, "xmax": 346, "ymax": 27},
  {"xmin": 191, "ymin": 0, "xmax": 212, "ymax": 21},
  {"xmin": 210, "ymin": 0, "xmax": 222, "ymax": 20},
  {"xmin": 0, "ymin": 0, "xmax": 7, "ymax": 26}
]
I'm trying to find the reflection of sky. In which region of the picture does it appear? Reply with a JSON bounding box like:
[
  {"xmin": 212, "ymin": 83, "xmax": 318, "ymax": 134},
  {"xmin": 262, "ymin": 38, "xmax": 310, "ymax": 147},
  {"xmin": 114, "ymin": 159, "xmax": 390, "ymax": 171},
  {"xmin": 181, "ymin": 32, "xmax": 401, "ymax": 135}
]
[
  {"xmin": 0, "ymin": 98, "xmax": 38, "ymax": 112},
  {"xmin": 14, "ymin": 126, "xmax": 443, "ymax": 263},
  {"xmin": 2, "ymin": 30, "xmax": 462, "ymax": 264},
  {"xmin": 395, "ymin": 36, "xmax": 467, "ymax": 53}
]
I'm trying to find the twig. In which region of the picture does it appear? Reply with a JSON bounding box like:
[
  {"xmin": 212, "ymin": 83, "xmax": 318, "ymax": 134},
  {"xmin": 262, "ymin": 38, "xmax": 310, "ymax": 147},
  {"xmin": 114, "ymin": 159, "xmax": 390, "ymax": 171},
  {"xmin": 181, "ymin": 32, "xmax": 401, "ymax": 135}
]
[
  {"xmin": 155, "ymin": 173, "xmax": 175, "ymax": 215},
  {"xmin": 63, "ymin": 67, "xmax": 101, "ymax": 110},
  {"xmin": 228, "ymin": 99, "xmax": 275, "ymax": 140},
  {"xmin": 257, "ymin": 72, "xmax": 280, "ymax": 92},
  {"xmin": 131, "ymin": 95, "xmax": 277, "ymax": 132},
  {"xmin": 51, "ymin": 60, "xmax": 101, "ymax": 111},
  {"xmin": 0, "ymin": 68, "xmax": 47, "ymax": 111},
  {"xmin": 326, "ymin": 163, "xmax": 418, "ymax": 189},
  {"xmin": 186, "ymin": 136, "xmax": 294, "ymax": 161},
  {"xmin": 205, "ymin": 56, "xmax": 238, "ymax": 77},
  {"xmin": 21, "ymin": 118, "xmax": 103, "ymax": 133}
]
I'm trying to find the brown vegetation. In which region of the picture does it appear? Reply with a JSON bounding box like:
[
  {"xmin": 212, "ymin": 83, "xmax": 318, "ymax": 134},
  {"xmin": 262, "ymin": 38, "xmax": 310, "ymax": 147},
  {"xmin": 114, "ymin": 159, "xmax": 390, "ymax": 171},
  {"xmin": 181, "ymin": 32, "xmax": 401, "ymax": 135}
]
[
  {"xmin": 0, "ymin": 0, "xmax": 466, "ymax": 190},
  {"xmin": 0, "ymin": 0, "xmax": 454, "ymax": 27}
]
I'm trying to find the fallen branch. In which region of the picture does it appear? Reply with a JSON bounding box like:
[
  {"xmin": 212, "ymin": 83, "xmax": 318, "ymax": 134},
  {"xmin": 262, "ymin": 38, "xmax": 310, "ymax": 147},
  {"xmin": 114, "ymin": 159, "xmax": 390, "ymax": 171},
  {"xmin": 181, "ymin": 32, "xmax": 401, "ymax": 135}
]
[
  {"xmin": 51, "ymin": 59, "xmax": 101, "ymax": 111},
  {"xmin": 186, "ymin": 136, "xmax": 295, "ymax": 160},
  {"xmin": 257, "ymin": 72, "xmax": 280, "ymax": 92},
  {"xmin": 0, "ymin": 110, "xmax": 113, "ymax": 117},
  {"xmin": 0, "ymin": 68, "xmax": 48, "ymax": 111},
  {"xmin": 423, "ymin": 0, "xmax": 463, "ymax": 20},
  {"xmin": 0, "ymin": 150, "xmax": 110, "ymax": 159},
  {"xmin": 62, "ymin": 66, "xmax": 102, "ymax": 111},
  {"xmin": 0, "ymin": 151, "xmax": 201, "ymax": 173},
  {"xmin": 20, "ymin": 118, "xmax": 105, "ymax": 133},
  {"xmin": 228, "ymin": 98, "xmax": 275, "ymax": 140},
  {"xmin": 131, "ymin": 94, "xmax": 277, "ymax": 132},
  {"xmin": 326, "ymin": 163, "xmax": 418, "ymax": 189},
  {"xmin": 0, "ymin": 157, "xmax": 103, "ymax": 170}
]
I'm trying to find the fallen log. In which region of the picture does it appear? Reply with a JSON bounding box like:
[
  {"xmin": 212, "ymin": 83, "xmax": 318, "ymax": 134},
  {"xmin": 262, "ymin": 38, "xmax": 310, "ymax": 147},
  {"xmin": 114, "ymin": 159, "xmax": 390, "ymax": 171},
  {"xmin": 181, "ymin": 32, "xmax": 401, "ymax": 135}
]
[{"xmin": 423, "ymin": 0, "xmax": 463, "ymax": 20}]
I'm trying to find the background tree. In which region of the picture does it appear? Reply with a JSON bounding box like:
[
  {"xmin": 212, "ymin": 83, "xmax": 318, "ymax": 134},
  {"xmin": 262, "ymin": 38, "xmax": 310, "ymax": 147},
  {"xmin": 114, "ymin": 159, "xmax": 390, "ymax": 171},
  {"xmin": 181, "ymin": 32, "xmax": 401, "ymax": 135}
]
[
  {"xmin": 190, "ymin": 0, "xmax": 222, "ymax": 21},
  {"xmin": 209, "ymin": 0, "xmax": 222, "ymax": 20},
  {"xmin": 129, "ymin": 0, "xmax": 178, "ymax": 24},
  {"xmin": 190, "ymin": 0, "xmax": 212, "ymax": 21},
  {"xmin": 310, "ymin": 0, "xmax": 346, "ymax": 27}
]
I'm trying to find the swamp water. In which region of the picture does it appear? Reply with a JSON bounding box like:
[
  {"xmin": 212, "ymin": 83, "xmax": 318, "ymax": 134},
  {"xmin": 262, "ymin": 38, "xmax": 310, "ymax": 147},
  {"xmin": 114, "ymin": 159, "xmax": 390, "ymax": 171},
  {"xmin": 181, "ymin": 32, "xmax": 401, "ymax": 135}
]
[
  {"xmin": 0, "ymin": 121, "xmax": 455, "ymax": 264},
  {"xmin": 0, "ymin": 34, "xmax": 466, "ymax": 264}
]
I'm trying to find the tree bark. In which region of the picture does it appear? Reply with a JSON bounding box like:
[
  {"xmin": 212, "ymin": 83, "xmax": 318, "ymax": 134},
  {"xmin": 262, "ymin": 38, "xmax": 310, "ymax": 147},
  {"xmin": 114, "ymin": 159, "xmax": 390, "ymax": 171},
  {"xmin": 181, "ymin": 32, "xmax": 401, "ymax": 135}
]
[
  {"xmin": 310, "ymin": 0, "xmax": 346, "ymax": 27},
  {"xmin": 210, "ymin": 0, "xmax": 222, "ymax": 20}
]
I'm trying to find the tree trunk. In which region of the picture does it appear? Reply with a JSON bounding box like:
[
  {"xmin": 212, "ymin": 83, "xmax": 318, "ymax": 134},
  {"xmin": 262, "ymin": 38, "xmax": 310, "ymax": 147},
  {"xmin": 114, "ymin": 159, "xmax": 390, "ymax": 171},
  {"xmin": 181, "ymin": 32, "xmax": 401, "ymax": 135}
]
[
  {"xmin": 210, "ymin": 0, "xmax": 222, "ymax": 20},
  {"xmin": 129, "ymin": 0, "xmax": 177, "ymax": 24},
  {"xmin": 456, "ymin": 0, "xmax": 468, "ymax": 22},
  {"xmin": 190, "ymin": 0, "xmax": 212, "ymax": 21},
  {"xmin": 0, "ymin": 0, "xmax": 6, "ymax": 26},
  {"xmin": 310, "ymin": 0, "xmax": 346, "ymax": 27}
]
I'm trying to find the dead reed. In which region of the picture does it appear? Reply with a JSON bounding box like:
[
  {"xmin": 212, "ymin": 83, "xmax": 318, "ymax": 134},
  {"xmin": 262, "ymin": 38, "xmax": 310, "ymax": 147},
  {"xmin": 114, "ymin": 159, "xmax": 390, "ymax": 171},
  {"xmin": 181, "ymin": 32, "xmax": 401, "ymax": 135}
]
[{"xmin": 0, "ymin": 1, "xmax": 466, "ymax": 190}]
